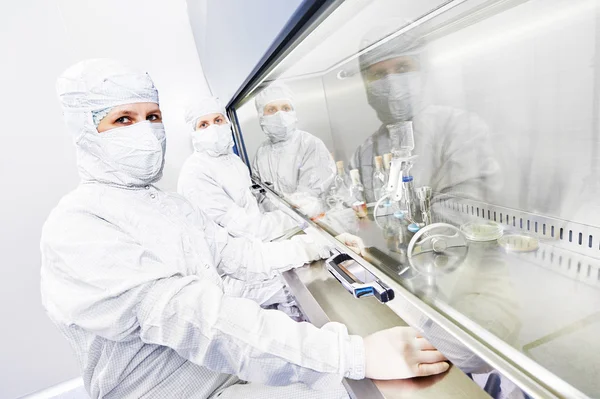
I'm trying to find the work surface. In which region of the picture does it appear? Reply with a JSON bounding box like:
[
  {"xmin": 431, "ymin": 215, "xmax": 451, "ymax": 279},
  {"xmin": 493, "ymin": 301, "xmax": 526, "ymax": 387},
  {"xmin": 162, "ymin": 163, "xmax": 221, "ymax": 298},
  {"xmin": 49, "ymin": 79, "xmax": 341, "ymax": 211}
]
[{"xmin": 283, "ymin": 260, "xmax": 490, "ymax": 399}]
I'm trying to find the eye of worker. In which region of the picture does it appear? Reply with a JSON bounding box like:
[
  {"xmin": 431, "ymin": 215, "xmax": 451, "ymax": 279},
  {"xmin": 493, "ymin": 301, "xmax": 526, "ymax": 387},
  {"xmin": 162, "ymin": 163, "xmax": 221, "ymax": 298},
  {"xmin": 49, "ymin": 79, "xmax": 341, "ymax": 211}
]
[
  {"xmin": 96, "ymin": 102, "xmax": 162, "ymax": 133},
  {"xmin": 364, "ymin": 55, "xmax": 420, "ymax": 83},
  {"xmin": 262, "ymin": 100, "xmax": 294, "ymax": 116},
  {"xmin": 195, "ymin": 113, "xmax": 227, "ymax": 130}
]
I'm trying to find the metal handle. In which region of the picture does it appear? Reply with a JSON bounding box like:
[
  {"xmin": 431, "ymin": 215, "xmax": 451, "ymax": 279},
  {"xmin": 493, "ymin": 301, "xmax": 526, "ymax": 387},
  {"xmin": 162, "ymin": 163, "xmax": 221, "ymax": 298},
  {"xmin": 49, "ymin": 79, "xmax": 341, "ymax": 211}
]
[
  {"xmin": 325, "ymin": 252, "xmax": 395, "ymax": 303},
  {"xmin": 250, "ymin": 184, "xmax": 266, "ymax": 195},
  {"xmin": 408, "ymin": 223, "xmax": 468, "ymax": 258}
]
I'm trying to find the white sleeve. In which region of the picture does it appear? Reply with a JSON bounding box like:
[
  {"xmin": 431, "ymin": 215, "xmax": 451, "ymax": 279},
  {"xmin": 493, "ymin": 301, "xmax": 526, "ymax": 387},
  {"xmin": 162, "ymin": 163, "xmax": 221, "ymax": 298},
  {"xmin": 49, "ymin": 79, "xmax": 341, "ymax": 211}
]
[
  {"xmin": 203, "ymin": 214, "xmax": 330, "ymax": 281},
  {"xmin": 182, "ymin": 172, "xmax": 298, "ymax": 241},
  {"xmin": 40, "ymin": 212, "xmax": 365, "ymax": 389}
]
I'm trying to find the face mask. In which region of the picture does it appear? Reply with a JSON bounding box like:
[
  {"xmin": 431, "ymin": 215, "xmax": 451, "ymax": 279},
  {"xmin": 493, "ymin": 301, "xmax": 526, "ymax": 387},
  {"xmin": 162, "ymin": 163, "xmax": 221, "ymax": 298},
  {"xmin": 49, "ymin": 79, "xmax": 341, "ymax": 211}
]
[
  {"xmin": 366, "ymin": 72, "xmax": 422, "ymax": 125},
  {"xmin": 259, "ymin": 110, "xmax": 298, "ymax": 143},
  {"xmin": 192, "ymin": 123, "xmax": 234, "ymax": 156},
  {"xmin": 98, "ymin": 121, "xmax": 166, "ymax": 183}
]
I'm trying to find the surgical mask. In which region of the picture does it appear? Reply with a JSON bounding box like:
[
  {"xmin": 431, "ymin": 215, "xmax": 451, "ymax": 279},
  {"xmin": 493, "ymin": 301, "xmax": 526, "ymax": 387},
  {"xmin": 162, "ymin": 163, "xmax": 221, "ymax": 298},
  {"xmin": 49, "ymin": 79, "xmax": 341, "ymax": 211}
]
[
  {"xmin": 192, "ymin": 123, "xmax": 234, "ymax": 156},
  {"xmin": 366, "ymin": 72, "xmax": 422, "ymax": 125},
  {"xmin": 259, "ymin": 110, "xmax": 298, "ymax": 143},
  {"xmin": 97, "ymin": 121, "xmax": 166, "ymax": 183}
]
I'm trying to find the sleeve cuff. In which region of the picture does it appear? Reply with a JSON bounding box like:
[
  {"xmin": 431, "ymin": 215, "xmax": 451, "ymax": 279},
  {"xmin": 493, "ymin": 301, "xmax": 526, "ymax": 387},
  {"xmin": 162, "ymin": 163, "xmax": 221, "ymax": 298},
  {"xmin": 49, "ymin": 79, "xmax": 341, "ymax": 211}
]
[{"xmin": 344, "ymin": 335, "xmax": 366, "ymax": 380}]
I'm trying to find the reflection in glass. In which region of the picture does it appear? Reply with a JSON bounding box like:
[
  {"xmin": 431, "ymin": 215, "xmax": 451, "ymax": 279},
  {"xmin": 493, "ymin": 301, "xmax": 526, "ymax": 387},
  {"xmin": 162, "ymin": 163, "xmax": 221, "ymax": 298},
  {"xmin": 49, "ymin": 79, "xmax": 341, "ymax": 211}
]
[
  {"xmin": 350, "ymin": 21, "xmax": 500, "ymax": 209},
  {"xmin": 231, "ymin": 1, "xmax": 600, "ymax": 396},
  {"xmin": 252, "ymin": 82, "xmax": 336, "ymax": 218}
]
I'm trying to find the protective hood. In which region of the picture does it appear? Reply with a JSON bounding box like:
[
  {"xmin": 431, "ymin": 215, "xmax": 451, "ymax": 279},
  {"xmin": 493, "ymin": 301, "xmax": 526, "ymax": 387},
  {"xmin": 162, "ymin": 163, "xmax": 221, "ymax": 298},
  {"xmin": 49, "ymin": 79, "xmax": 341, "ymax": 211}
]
[
  {"xmin": 254, "ymin": 81, "xmax": 295, "ymax": 117},
  {"xmin": 184, "ymin": 96, "xmax": 228, "ymax": 130},
  {"xmin": 56, "ymin": 59, "xmax": 163, "ymax": 187}
]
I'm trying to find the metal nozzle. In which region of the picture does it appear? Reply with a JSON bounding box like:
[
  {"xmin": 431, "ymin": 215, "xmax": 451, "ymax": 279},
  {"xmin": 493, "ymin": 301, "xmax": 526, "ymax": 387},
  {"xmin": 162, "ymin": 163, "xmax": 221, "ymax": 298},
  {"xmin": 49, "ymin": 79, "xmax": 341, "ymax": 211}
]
[
  {"xmin": 417, "ymin": 186, "xmax": 432, "ymax": 225},
  {"xmin": 416, "ymin": 186, "xmax": 432, "ymax": 201}
]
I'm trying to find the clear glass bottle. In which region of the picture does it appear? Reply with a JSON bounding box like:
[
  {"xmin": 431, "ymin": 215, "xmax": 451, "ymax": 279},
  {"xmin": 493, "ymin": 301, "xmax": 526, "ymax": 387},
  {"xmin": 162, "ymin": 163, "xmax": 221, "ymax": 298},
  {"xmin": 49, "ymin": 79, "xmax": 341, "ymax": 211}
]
[
  {"xmin": 334, "ymin": 161, "xmax": 351, "ymax": 197},
  {"xmin": 372, "ymin": 155, "xmax": 387, "ymax": 205},
  {"xmin": 327, "ymin": 161, "xmax": 350, "ymax": 209},
  {"xmin": 383, "ymin": 153, "xmax": 392, "ymax": 177},
  {"xmin": 349, "ymin": 169, "xmax": 368, "ymax": 217}
]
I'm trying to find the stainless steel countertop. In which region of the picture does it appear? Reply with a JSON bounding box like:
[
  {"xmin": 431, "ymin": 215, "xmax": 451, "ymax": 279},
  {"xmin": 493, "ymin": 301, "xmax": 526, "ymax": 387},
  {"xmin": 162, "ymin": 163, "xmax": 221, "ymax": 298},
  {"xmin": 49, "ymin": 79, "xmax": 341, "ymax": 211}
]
[
  {"xmin": 314, "ymin": 204, "xmax": 600, "ymax": 398},
  {"xmin": 283, "ymin": 260, "xmax": 489, "ymax": 399}
]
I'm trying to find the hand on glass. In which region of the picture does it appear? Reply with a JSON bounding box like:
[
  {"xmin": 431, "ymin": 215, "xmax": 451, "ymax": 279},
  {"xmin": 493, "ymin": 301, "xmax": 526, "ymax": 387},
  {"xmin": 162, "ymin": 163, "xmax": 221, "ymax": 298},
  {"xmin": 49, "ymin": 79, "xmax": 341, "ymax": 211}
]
[
  {"xmin": 335, "ymin": 232, "xmax": 366, "ymax": 256},
  {"xmin": 364, "ymin": 326, "xmax": 449, "ymax": 380}
]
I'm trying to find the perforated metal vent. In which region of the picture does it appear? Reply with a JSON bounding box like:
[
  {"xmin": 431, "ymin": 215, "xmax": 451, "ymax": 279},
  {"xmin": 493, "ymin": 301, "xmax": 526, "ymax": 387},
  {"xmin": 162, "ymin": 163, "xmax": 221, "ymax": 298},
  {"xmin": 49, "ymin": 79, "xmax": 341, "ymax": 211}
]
[{"xmin": 432, "ymin": 196, "xmax": 600, "ymax": 287}]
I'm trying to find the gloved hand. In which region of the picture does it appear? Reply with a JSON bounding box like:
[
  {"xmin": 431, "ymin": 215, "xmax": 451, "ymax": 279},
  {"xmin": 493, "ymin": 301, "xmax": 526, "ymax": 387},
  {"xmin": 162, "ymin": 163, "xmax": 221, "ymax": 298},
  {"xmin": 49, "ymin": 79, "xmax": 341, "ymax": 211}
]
[
  {"xmin": 285, "ymin": 192, "xmax": 325, "ymax": 219},
  {"xmin": 335, "ymin": 232, "xmax": 366, "ymax": 256},
  {"xmin": 290, "ymin": 234, "xmax": 332, "ymax": 261},
  {"xmin": 364, "ymin": 326, "xmax": 449, "ymax": 380}
]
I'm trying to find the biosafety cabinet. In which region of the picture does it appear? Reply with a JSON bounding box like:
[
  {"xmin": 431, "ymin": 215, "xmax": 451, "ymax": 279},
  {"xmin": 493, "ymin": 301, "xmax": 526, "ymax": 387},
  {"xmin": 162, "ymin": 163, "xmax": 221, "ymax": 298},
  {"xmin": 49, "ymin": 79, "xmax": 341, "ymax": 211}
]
[{"xmin": 225, "ymin": 1, "xmax": 600, "ymax": 398}]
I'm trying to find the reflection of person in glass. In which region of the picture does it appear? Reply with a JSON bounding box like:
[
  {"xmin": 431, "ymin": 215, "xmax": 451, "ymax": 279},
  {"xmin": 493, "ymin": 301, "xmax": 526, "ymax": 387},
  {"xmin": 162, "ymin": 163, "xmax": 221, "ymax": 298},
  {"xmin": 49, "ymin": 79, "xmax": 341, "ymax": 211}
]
[
  {"xmin": 350, "ymin": 23, "xmax": 525, "ymax": 397},
  {"xmin": 350, "ymin": 26, "xmax": 500, "ymax": 204},
  {"xmin": 253, "ymin": 82, "xmax": 336, "ymax": 218}
]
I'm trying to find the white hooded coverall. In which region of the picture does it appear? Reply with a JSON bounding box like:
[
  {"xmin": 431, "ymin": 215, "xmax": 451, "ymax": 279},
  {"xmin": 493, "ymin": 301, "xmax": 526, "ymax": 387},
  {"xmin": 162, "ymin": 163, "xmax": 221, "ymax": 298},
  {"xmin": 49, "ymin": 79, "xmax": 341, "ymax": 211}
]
[
  {"xmin": 252, "ymin": 82, "xmax": 336, "ymax": 217},
  {"xmin": 40, "ymin": 59, "xmax": 362, "ymax": 399},
  {"xmin": 178, "ymin": 96, "xmax": 298, "ymax": 242},
  {"xmin": 177, "ymin": 96, "xmax": 302, "ymax": 317}
]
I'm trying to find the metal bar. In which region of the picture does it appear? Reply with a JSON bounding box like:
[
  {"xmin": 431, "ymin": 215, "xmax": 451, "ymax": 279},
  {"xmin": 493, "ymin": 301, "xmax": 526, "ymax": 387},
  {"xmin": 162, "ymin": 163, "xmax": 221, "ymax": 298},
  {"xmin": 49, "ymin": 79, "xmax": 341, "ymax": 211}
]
[{"xmin": 227, "ymin": 107, "xmax": 250, "ymax": 167}]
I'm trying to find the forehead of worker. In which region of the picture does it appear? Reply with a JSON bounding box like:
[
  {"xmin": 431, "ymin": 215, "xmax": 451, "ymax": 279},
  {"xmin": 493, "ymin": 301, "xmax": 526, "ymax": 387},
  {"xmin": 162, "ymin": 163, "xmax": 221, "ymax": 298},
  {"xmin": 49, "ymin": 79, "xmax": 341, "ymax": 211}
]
[
  {"xmin": 263, "ymin": 99, "xmax": 294, "ymax": 112},
  {"xmin": 195, "ymin": 112, "xmax": 227, "ymax": 128},
  {"xmin": 364, "ymin": 55, "xmax": 420, "ymax": 79}
]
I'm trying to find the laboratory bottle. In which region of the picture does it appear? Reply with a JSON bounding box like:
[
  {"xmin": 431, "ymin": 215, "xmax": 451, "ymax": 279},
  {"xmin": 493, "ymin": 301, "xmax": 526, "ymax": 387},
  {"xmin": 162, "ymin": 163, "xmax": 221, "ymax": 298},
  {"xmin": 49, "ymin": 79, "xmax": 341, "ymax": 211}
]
[
  {"xmin": 334, "ymin": 161, "xmax": 351, "ymax": 198},
  {"xmin": 349, "ymin": 169, "xmax": 368, "ymax": 217},
  {"xmin": 372, "ymin": 156, "xmax": 387, "ymax": 206},
  {"xmin": 383, "ymin": 152, "xmax": 392, "ymax": 176},
  {"xmin": 327, "ymin": 161, "xmax": 350, "ymax": 209}
]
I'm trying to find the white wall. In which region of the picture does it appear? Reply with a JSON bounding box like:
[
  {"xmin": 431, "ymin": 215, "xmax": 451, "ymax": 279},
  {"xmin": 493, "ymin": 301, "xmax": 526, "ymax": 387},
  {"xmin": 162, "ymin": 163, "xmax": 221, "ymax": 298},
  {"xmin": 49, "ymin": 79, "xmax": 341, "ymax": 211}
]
[{"xmin": 0, "ymin": 1, "xmax": 209, "ymax": 397}]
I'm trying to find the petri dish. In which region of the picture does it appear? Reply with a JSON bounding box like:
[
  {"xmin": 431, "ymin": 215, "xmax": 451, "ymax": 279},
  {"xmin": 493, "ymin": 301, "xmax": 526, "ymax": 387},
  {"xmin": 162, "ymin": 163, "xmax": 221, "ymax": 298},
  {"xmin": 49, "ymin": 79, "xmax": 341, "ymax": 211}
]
[
  {"xmin": 460, "ymin": 221, "xmax": 503, "ymax": 242},
  {"xmin": 497, "ymin": 234, "xmax": 539, "ymax": 252}
]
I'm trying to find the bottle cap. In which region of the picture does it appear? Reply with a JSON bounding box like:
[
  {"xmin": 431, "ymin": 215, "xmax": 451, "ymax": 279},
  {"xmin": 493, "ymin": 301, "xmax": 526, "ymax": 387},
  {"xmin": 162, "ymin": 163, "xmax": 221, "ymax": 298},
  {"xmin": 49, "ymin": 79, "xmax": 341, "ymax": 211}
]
[
  {"xmin": 374, "ymin": 155, "xmax": 383, "ymax": 169},
  {"xmin": 383, "ymin": 153, "xmax": 392, "ymax": 170},
  {"xmin": 350, "ymin": 169, "xmax": 361, "ymax": 184}
]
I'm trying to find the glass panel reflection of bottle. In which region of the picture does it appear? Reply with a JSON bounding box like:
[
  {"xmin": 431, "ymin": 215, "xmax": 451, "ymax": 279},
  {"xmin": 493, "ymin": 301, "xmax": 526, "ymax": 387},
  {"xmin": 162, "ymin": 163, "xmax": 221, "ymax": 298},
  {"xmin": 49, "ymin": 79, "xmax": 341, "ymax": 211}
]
[
  {"xmin": 373, "ymin": 155, "xmax": 387, "ymax": 207},
  {"xmin": 327, "ymin": 160, "xmax": 351, "ymax": 209},
  {"xmin": 350, "ymin": 169, "xmax": 368, "ymax": 217}
]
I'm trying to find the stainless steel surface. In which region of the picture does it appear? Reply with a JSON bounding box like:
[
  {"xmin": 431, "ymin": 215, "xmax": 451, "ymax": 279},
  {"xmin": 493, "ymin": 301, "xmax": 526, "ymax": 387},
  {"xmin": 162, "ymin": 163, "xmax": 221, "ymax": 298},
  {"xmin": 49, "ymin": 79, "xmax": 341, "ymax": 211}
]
[
  {"xmin": 260, "ymin": 180, "xmax": 561, "ymax": 398},
  {"xmin": 283, "ymin": 261, "xmax": 490, "ymax": 399},
  {"xmin": 317, "ymin": 205, "xmax": 597, "ymax": 398}
]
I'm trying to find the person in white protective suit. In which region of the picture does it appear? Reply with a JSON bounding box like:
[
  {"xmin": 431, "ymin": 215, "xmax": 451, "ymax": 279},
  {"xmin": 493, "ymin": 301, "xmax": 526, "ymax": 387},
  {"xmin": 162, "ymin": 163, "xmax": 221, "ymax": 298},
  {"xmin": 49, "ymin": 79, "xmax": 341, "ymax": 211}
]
[
  {"xmin": 40, "ymin": 58, "xmax": 450, "ymax": 399},
  {"xmin": 178, "ymin": 96, "xmax": 299, "ymax": 242},
  {"xmin": 177, "ymin": 96, "xmax": 307, "ymax": 320},
  {"xmin": 350, "ymin": 23, "xmax": 500, "ymax": 204},
  {"xmin": 252, "ymin": 82, "xmax": 336, "ymax": 218}
]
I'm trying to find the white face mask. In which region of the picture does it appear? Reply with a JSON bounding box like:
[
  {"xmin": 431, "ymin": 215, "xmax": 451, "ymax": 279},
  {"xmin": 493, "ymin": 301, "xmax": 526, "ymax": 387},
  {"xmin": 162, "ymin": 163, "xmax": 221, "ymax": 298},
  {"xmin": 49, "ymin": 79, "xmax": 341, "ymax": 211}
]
[
  {"xmin": 98, "ymin": 121, "xmax": 166, "ymax": 183},
  {"xmin": 192, "ymin": 123, "xmax": 234, "ymax": 156},
  {"xmin": 259, "ymin": 110, "xmax": 298, "ymax": 143},
  {"xmin": 366, "ymin": 72, "xmax": 422, "ymax": 125}
]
